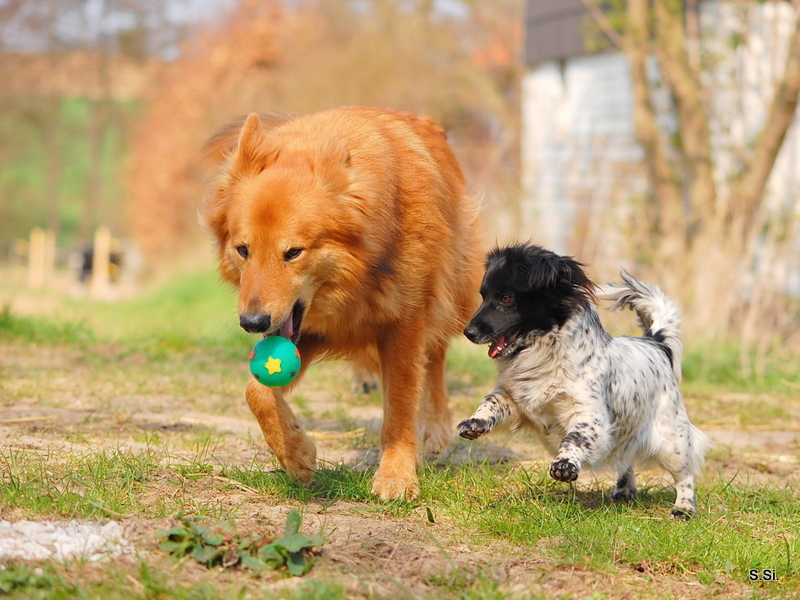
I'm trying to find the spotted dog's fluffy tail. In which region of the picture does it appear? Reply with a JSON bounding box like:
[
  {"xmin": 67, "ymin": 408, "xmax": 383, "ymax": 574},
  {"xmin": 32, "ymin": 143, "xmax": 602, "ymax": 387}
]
[{"xmin": 598, "ymin": 269, "xmax": 683, "ymax": 384}]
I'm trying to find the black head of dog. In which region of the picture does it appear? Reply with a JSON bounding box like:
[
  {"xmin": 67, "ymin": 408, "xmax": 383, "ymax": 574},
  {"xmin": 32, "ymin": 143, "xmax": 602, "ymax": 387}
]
[{"xmin": 464, "ymin": 243, "xmax": 596, "ymax": 358}]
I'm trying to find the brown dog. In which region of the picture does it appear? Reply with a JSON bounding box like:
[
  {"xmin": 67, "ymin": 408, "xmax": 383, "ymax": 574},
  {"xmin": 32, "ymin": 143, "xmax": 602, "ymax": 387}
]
[{"xmin": 202, "ymin": 106, "xmax": 483, "ymax": 499}]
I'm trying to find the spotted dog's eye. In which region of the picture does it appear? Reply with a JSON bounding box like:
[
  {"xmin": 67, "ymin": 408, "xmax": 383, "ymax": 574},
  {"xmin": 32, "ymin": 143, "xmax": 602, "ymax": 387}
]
[
  {"xmin": 235, "ymin": 245, "xmax": 249, "ymax": 259},
  {"xmin": 499, "ymin": 294, "xmax": 512, "ymax": 304},
  {"xmin": 284, "ymin": 247, "xmax": 303, "ymax": 261}
]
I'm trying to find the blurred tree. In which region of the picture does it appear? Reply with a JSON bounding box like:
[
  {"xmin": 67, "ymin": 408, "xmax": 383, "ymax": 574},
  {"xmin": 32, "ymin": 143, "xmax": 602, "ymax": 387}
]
[
  {"xmin": 127, "ymin": 0, "xmax": 523, "ymax": 268},
  {"xmin": 588, "ymin": 0, "xmax": 800, "ymax": 349},
  {"xmin": 0, "ymin": 0, "xmax": 188, "ymax": 248},
  {"xmin": 126, "ymin": 0, "xmax": 285, "ymax": 269},
  {"xmin": 0, "ymin": 0, "xmax": 70, "ymax": 244}
]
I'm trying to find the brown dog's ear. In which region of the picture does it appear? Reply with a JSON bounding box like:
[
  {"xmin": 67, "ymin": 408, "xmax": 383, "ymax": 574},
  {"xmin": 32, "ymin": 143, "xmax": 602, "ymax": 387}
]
[
  {"xmin": 202, "ymin": 112, "xmax": 292, "ymax": 168},
  {"xmin": 229, "ymin": 113, "xmax": 277, "ymax": 176}
]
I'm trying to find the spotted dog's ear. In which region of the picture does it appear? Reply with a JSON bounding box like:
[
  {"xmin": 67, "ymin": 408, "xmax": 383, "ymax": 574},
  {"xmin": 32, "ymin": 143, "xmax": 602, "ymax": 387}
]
[
  {"xmin": 522, "ymin": 247, "xmax": 596, "ymax": 305},
  {"xmin": 555, "ymin": 254, "xmax": 596, "ymax": 307},
  {"xmin": 525, "ymin": 248, "xmax": 565, "ymax": 289}
]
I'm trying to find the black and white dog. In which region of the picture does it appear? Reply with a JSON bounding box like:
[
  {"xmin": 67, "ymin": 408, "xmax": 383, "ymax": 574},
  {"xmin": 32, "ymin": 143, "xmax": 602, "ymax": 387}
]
[{"xmin": 458, "ymin": 243, "xmax": 709, "ymax": 518}]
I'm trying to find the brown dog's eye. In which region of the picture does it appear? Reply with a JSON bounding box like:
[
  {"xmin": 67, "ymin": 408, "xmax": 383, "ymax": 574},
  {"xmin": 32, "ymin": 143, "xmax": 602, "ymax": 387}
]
[
  {"xmin": 236, "ymin": 245, "xmax": 249, "ymax": 259},
  {"xmin": 284, "ymin": 247, "xmax": 303, "ymax": 261},
  {"xmin": 499, "ymin": 294, "xmax": 512, "ymax": 304}
]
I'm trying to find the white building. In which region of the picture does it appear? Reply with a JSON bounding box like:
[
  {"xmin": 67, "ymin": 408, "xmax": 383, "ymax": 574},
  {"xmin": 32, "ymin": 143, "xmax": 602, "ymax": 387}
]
[{"xmin": 521, "ymin": 0, "xmax": 800, "ymax": 292}]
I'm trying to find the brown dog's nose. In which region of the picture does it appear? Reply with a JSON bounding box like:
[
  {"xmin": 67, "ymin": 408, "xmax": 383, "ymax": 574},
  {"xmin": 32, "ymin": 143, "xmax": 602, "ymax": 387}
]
[{"xmin": 239, "ymin": 313, "xmax": 271, "ymax": 333}]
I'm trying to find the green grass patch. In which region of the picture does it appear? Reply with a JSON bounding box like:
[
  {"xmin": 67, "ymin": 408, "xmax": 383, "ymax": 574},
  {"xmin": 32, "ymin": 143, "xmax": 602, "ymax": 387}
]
[
  {"xmin": 0, "ymin": 304, "xmax": 94, "ymax": 345},
  {"xmin": 2, "ymin": 268, "xmax": 800, "ymax": 598},
  {"xmin": 683, "ymin": 343, "xmax": 799, "ymax": 394},
  {"xmin": 428, "ymin": 463, "xmax": 800, "ymax": 583},
  {"xmin": 101, "ymin": 444, "xmax": 790, "ymax": 586},
  {"xmin": 0, "ymin": 563, "xmax": 78, "ymax": 599},
  {"xmin": 1, "ymin": 269, "xmax": 253, "ymax": 359},
  {"xmin": 3, "ymin": 436, "xmax": 799, "ymax": 596},
  {"xmin": 1, "ymin": 445, "xmax": 174, "ymax": 519},
  {"xmin": 67, "ymin": 269, "xmax": 252, "ymax": 358},
  {"xmin": 219, "ymin": 458, "xmax": 800, "ymax": 587},
  {"xmin": 221, "ymin": 462, "xmax": 376, "ymax": 505}
]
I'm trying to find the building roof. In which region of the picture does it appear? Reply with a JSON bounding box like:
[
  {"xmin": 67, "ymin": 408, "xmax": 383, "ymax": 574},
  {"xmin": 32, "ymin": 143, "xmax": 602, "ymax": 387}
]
[{"xmin": 524, "ymin": 0, "xmax": 601, "ymax": 66}]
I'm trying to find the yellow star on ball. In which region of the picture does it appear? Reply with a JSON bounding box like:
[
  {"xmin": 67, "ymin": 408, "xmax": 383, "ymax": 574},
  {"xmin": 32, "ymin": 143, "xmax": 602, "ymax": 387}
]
[{"xmin": 265, "ymin": 356, "xmax": 283, "ymax": 375}]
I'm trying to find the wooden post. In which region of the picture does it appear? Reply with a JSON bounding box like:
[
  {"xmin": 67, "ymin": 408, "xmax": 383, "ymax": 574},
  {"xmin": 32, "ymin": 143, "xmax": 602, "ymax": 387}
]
[
  {"xmin": 27, "ymin": 227, "xmax": 46, "ymax": 289},
  {"xmin": 44, "ymin": 229, "xmax": 56, "ymax": 283},
  {"xmin": 89, "ymin": 226, "xmax": 111, "ymax": 300}
]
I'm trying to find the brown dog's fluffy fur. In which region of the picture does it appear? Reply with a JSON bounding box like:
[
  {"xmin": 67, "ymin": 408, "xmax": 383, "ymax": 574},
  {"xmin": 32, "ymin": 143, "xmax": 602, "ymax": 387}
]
[{"xmin": 202, "ymin": 106, "xmax": 483, "ymax": 499}]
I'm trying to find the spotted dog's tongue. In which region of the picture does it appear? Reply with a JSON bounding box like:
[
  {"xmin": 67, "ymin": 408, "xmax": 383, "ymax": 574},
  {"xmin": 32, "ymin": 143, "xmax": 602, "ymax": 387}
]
[{"xmin": 488, "ymin": 335, "xmax": 507, "ymax": 358}]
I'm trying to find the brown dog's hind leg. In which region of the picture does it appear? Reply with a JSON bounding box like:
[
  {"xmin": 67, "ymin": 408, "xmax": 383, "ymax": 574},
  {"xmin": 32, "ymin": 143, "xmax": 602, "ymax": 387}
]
[
  {"xmin": 417, "ymin": 344, "xmax": 453, "ymax": 455},
  {"xmin": 245, "ymin": 379, "xmax": 317, "ymax": 484}
]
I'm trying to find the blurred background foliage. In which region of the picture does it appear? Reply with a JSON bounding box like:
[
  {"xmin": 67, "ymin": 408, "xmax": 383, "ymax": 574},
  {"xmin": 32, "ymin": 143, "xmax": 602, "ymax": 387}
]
[
  {"xmin": 0, "ymin": 0, "xmax": 799, "ymax": 376},
  {"xmin": 0, "ymin": 0, "xmax": 522, "ymax": 261}
]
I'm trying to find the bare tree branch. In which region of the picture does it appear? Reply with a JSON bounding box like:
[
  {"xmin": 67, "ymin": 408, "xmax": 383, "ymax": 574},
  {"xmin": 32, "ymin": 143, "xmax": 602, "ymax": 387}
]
[
  {"xmin": 737, "ymin": 6, "xmax": 800, "ymax": 225},
  {"xmin": 651, "ymin": 0, "xmax": 716, "ymax": 234},
  {"xmin": 623, "ymin": 0, "xmax": 684, "ymax": 244},
  {"xmin": 580, "ymin": 0, "xmax": 623, "ymax": 48}
]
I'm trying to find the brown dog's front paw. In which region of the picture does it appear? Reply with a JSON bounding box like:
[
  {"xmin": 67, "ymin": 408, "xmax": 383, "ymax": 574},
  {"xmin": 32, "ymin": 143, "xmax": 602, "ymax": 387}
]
[
  {"xmin": 549, "ymin": 458, "xmax": 579, "ymax": 482},
  {"xmin": 372, "ymin": 452, "xmax": 419, "ymax": 500},
  {"xmin": 280, "ymin": 435, "xmax": 317, "ymax": 485},
  {"xmin": 371, "ymin": 471, "xmax": 420, "ymax": 501}
]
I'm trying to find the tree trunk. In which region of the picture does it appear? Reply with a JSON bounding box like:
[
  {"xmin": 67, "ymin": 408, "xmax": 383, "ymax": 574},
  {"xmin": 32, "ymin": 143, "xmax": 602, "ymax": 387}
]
[
  {"xmin": 623, "ymin": 0, "xmax": 686, "ymax": 291},
  {"xmin": 651, "ymin": 0, "xmax": 717, "ymax": 240},
  {"xmin": 734, "ymin": 7, "xmax": 800, "ymax": 230},
  {"xmin": 595, "ymin": 0, "xmax": 800, "ymax": 343}
]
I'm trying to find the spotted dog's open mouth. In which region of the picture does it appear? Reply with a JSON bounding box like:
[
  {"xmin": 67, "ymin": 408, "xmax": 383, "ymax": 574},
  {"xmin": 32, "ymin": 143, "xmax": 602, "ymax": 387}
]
[{"xmin": 488, "ymin": 328, "xmax": 519, "ymax": 358}]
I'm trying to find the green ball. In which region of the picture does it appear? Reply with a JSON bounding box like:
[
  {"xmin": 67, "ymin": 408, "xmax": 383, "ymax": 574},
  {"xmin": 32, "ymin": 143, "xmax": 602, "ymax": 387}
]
[{"xmin": 248, "ymin": 336, "xmax": 302, "ymax": 388}]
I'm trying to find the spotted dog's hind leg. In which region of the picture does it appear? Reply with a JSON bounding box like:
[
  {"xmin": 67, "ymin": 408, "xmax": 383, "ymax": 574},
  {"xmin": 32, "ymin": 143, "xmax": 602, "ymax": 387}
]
[
  {"xmin": 457, "ymin": 390, "xmax": 517, "ymax": 440},
  {"xmin": 610, "ymin": 464, "xmax": 637, "ymax": 502},
  {"xmin": 668, "ymin": 469, "xmax": 697, "ymax": 520},
  {"xmin": 655, "ymin": 411, "xmax": 707, "ymax": 519}
]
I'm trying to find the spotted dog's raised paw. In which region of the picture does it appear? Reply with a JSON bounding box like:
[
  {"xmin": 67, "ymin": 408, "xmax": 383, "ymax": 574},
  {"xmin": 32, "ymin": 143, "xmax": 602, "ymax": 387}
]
[
  {"xmin": 457, "ymin": 417, "xmax": 491, "ymax": 440},
  {"xmin": 549, "ymin": 458, "xmax": 580, "ymax": 482}
]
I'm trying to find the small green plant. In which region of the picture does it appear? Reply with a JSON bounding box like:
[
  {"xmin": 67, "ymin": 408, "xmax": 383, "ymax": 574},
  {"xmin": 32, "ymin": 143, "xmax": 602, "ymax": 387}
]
[{"xmin": 157, "ymin": 510, "xmax": 323, "ymax": 576}]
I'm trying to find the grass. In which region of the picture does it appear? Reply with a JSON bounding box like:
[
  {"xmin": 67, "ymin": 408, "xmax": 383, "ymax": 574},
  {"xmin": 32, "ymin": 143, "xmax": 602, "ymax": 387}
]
[
  {"xmin": 1, "ymin": 268, "xmax": 799, "ymax": 598},
  {"xmin": 0, "ymin": 304, "xmax": 94, "ymax": 346},
  {"xmin": 1, "ymin": 449, "xmax": 798, "ymax": 597},
  {"xmin": 1, "ymin": 268, "xmax": 252, "ymax": 358},
  {"xmin": 1, "ymin": 445, "xmax": 173, "ymax": 519},
  {"xmin": 683, "ymin": 343, "xmax": 800, "ymax": 396}
]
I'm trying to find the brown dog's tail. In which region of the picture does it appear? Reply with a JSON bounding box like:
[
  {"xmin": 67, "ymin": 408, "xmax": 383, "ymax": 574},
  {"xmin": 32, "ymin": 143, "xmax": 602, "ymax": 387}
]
[{"xmin": 201, "ymin": 112, "xmax": 294, "ymax": 167}]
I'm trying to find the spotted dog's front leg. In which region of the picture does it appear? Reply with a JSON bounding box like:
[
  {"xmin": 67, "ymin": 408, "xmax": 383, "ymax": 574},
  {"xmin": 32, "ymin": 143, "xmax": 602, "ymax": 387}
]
[
  {"xmin": 458, "ymin": 390, "xmax": 517, "ymax": 440},
  {"xmin": 550, "ymin": 417, "xmax": 610, "ymax": 483}
]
